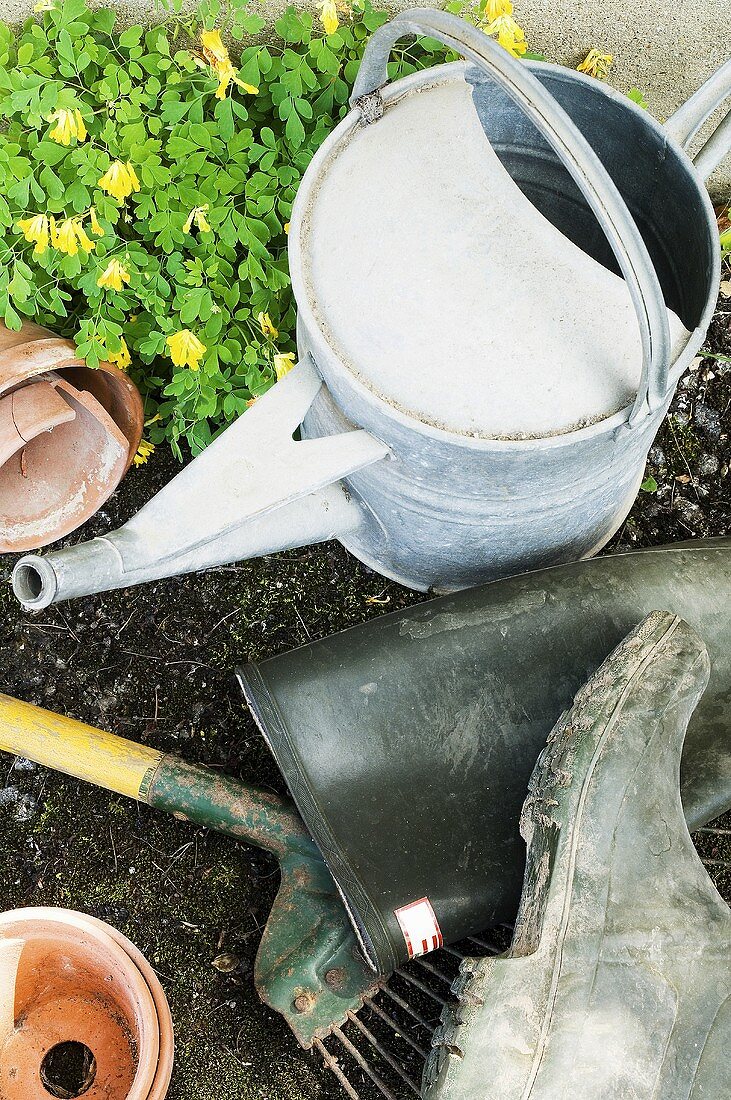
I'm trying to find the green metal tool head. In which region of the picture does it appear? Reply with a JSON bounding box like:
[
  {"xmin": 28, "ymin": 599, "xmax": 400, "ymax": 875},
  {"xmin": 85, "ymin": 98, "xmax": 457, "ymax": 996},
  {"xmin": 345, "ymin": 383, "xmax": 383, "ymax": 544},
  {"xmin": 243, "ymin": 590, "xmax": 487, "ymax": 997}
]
[
  {"xmin": 255, "ymin": 851, "xmax": 380, "ymax": 1047},
  {"xmin": 144, "ymin": 754, "xmax": 381, "ymax": 1048}
]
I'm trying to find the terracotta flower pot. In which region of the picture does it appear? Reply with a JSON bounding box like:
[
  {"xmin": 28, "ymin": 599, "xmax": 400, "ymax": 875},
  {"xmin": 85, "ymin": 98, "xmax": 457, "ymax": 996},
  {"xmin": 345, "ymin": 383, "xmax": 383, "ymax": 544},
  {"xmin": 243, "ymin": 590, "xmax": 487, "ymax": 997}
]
[
  {"xmin": 0, "ymin": 321, "xmax": 144, "ymax": 553},
  {"xmin": 0, "ymin": 908, "xmax": 173, "ymax": 1100}
]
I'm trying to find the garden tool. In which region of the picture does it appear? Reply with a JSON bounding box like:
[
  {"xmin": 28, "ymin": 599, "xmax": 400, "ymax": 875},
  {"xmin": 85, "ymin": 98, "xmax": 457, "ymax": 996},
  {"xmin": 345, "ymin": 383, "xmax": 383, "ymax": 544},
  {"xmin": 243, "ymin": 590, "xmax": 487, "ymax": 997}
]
[
  {"xmin": 0, "ymin": 674, "xmax": 727, "ymax": 1099},
  {"xmin": 12, "ymin": 16, "xmax": 731, "ymax": 607},
  {"xmin": 239, "ymin": 537, "xmax": 731, "ymax": 975},
  {"xmin": 0, "ymin": 906, "xmax": 173, "ymax": 1100},
  {"xmin": 424, "ymin": 612, "xmax": 731, "ymax": 1100},
  {"xmin": 0, "ymin": 321, "xmax": 143, "ymax": 552},
  {"xmin": 0, "ymin": 696, "xmax": 516, "ymax": 1099},
  {"xmin": 0, "ymin": 694, "xmax": 380, "ymax": 1050}
]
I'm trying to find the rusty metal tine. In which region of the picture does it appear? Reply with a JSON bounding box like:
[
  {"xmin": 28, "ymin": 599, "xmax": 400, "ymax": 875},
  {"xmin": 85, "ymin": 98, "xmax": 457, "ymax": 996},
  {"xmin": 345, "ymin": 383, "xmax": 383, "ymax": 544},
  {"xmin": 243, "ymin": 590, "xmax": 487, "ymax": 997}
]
[
  {"xmin": 441, "ymin": 944, "xmax": 470, "ymax": 959},
  {"xmin": 696, "ymin": 827, "xmax": 731, "ymax": 836},
  {"xmin": 346, "ymin": 1010, "xmax": 422, "ymax": 1095},
  {"xmin": 702, "ymin": 858, "xmax": 731, "ymax": 867},
  {"xmin": 332, "ymin": 1026, "xmax": 400, "ymax": 1100},
  {"xmin": 412, "ymin": 956, "xmax": 454, "ymax": 984},
  {"xmin": 313, "ymin": 1037, "xmax": 362, "ymax": 1100},
  {"xmin": 364, "ymin": 996, "xmax": 430, "ymax": 1057},
  {"xmin": 394, "ymin": 969, "xmax": 450, "ymax": 1006},
  {"xmin": 466, "ymin": 935, "xmax": 502, "ymax": 953},
  {"xmin": 377, "ymin": 986, "xmax": 435, "ymax": 1032}
]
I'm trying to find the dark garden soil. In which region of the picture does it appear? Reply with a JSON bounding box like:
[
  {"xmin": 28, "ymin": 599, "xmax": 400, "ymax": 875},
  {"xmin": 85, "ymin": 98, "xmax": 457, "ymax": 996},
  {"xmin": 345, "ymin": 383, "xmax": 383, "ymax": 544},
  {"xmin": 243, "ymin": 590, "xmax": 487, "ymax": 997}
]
[{"xmin": 0, "ymin": 274, "xmax": 729, "ymax": 1099}]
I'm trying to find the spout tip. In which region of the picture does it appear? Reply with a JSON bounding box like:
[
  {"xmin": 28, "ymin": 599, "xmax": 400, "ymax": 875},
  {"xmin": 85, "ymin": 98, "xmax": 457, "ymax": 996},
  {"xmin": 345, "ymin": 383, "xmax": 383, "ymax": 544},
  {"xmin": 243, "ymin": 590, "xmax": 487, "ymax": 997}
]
[{"xmin": 12, "ymin": 556, "xmax": 58, "ymax": 611}]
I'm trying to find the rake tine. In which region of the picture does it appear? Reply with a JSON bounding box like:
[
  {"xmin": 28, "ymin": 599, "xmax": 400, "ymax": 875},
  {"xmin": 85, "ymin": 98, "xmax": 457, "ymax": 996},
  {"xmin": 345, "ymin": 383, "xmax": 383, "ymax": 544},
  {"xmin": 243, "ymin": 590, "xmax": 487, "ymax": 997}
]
[
  {"xmin": 466, "ymin": 935, "xmax": 502, "ymax": 954},
  {"xmin": 313, "ymin": 1037, "xmax": 362, "ymax": 1100},
  {"xmin": 702, "ymin": 858, "xmax": 731, "ymax": 868},
  {"xmin": 696, "ymin": 827, "xmax": 731, "ymax": 836},
  {"xmin": 332, "ymin": 1026, "xmax": 401, "ymax": 1100},
  {"xmin": 441, "ymin": 944, "xmax": 470, "ymax": 960},
  {"xmin": 412, "ymin": 956, "xmax": 454, "ymax": 985},
  {"xmin": 364, "ymin": 995, "xmax": 430, "ymax": 1057},
  {"xmin": 395, "ymin": 969, "xmax": 451, "ymax": 1006},
  {"xmin": 346, "ymin": 1010, "xmax": 422, "ymax": 1095},
  {"xmin": 378, "ymin": 985, "xmax": 436, "ymax": 1032}
]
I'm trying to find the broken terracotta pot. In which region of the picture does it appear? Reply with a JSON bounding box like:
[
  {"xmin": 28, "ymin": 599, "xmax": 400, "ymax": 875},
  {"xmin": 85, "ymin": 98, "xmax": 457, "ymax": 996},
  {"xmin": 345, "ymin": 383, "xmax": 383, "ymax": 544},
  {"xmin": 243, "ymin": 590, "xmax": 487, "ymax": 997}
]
[
  {"xmin": 0, "ymin": 321, "xmax": 143, "ymax": 552},
  {"xmin": 0, "ymin": 907, "xmax": 173, "ymax": 1100}
]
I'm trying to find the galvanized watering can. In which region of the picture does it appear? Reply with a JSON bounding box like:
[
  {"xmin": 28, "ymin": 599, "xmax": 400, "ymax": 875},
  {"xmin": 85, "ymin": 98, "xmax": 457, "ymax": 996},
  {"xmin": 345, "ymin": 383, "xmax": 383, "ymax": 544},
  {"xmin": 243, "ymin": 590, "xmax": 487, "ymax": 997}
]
[{"xmin": 12, "ymin": 11, "xmax": 731, "ymax": 609}]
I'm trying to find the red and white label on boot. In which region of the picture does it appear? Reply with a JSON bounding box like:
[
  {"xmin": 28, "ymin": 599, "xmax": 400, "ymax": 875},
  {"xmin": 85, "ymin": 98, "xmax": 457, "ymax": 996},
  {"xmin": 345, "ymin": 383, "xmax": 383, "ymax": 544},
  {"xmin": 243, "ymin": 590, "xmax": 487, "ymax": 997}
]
[{"xmin": 394, "ymin": 896, "xmax": 443, "ymax": 959}]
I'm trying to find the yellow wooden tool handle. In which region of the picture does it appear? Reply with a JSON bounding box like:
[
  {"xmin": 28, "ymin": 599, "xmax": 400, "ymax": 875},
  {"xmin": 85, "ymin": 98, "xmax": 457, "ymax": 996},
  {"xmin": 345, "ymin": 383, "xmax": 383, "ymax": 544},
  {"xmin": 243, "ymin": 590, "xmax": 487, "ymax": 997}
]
[{"xmin": 0, "ymin": 692, "xmax": 163, "ymax": 801}]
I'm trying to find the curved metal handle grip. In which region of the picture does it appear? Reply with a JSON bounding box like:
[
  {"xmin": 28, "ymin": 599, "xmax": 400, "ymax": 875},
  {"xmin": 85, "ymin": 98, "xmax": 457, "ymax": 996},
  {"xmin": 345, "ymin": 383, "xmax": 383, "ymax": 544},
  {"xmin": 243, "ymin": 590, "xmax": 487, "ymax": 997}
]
[
  {"xmin": 665, "ymin": 58, "xmax": 731, "ymax": 180},
  {"xmin": 351, "ymin": 8, "xmax": 672, "ymax": 423}
]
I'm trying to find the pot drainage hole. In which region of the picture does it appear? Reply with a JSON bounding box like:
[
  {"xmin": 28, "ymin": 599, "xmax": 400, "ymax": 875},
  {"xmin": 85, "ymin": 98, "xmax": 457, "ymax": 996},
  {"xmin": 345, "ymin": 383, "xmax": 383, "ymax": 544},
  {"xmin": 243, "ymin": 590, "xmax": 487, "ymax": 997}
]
[{"xmin": 40, "ymin": 1042, "xmax": 97, "ymax": 1099}]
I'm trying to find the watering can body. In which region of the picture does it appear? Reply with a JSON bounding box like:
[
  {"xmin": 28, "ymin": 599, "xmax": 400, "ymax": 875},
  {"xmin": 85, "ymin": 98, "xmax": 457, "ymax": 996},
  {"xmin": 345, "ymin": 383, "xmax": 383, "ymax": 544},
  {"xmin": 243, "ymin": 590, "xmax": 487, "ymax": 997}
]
[
  {"xmin": 11, "ymin": 13, "xmax": 731, "ymax": 608},
  {"xmin": 239, "ymin": 539, "xmax": 731, "ymax": 975},
  {"xmin": 295, "ymin": 48, "xmax": 727, "ymax": 591}
]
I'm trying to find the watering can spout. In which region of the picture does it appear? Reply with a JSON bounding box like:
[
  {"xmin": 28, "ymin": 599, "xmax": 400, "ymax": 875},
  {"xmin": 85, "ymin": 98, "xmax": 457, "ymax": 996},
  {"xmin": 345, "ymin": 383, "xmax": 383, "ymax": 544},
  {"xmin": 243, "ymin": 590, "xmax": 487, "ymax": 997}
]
[{"xmin": 12, "ymin": 359, "xmax": 388, "ymax": 610}]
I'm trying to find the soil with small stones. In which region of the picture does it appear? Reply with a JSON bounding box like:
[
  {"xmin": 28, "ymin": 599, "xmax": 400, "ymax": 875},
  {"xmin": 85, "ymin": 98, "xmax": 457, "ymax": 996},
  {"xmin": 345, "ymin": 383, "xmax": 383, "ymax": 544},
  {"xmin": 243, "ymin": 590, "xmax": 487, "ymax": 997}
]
[{"xmin": 0, "ymin": 278, "xmax": 729, "ymax": 1099}]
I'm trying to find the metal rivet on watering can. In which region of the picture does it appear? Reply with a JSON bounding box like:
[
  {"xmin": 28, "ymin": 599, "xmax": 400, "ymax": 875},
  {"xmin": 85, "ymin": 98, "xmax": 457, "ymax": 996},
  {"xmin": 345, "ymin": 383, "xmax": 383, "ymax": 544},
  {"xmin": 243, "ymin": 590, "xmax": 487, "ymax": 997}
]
[
  {"xmin": 0, "ymin": 907, "xmax": 173, "ymax": 1100},
  {"xmin": 12, "ymin": 15, "xmax": 731, "ymax": 609},
  {"xmin": 0, "ymin": 320, "xmax": 143, "ymax": 553}
]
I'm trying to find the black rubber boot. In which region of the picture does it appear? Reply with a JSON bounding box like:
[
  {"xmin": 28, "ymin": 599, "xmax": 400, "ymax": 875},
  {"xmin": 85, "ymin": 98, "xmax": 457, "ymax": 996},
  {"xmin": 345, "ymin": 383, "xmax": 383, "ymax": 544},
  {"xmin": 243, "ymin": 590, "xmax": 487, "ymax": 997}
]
[
  {"xmin": 425, "ymin": 612, "xmax": 731, "ymax": 1099},
  {"xmin": 239, "ymin": 539, "xmax": 731, "ymax": 973}
]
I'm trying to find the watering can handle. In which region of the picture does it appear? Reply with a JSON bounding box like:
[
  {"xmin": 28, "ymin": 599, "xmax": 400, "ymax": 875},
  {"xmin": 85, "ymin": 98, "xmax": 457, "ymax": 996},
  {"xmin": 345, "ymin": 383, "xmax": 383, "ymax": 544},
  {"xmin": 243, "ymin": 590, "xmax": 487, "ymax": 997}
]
[
  {"xmin": 351, "ymin": 8, "xmax": 671, "ymax": 425},
  {"xmin": 665, "ymin": 58, "xmax": 731, "ymax": 180}
]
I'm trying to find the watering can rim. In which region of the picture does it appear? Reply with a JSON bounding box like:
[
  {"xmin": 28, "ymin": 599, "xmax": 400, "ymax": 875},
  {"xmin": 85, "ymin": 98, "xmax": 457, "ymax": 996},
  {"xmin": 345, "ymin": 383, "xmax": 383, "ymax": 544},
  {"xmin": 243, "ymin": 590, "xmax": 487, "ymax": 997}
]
[{"xmin": 289, "ymin": 56, "xmax": 719, "ymax": 450}]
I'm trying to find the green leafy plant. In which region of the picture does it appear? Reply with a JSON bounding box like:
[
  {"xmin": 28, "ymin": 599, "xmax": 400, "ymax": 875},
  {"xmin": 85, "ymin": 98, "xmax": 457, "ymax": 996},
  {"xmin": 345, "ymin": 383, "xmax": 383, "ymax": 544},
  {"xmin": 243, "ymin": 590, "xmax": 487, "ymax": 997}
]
[
  {"xmin": 0, "ymin": 0, "xmax": 616, "ymax": 461},
  {"xmin": 0, "ymin": 0, "xmax": 458, "ymax": 456}
]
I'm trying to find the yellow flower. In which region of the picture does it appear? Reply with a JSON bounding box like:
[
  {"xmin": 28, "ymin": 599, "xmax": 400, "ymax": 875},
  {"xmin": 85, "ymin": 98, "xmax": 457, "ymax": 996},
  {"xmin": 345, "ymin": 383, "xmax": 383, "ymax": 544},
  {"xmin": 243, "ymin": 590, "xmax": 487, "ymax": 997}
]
[
  {"xmin": 577, "ymin": 48, "xmax": 613, "ymax": 80},
  {"xmin": 200, "ymin": 28, "xmax": 228, "ymax": 65},
  {"xmin": 257, "ymin": 311, "xmax": 278, "ymax": 339},
  {"xmin": 51, "ymin": 218, "xmax": 79, "ymax": 256},
  {"xmin": 273, "ymin": 352, "xmax": 296, "ymax": 380},
  {"xmin": 107, "ymin": 337, "xmax": 131, "ymax": 371},
  {"xmin": 98, "ymin": 161, "xmax": 141, "ymax": 203},
  {"xmin": 484, "ymin": 12, "xmax": 527, "ymax": 56},
  {"xmin": 17, "ymin": 214, "xmax": 50, "ymax": 255},
  {"xmin": 318, "ymin": 0, "xmax": 339, "ymax": 35},
  {"xmin": 200, "ymin": 29, "xmax": 258, "ymax": 99},
  {"xmin": 34, "ymin": 0, "xmax": 55, "ymax": 10},
  {"xmin": 284, "ymin": 222, "xmax": 290, "ymax": 235},
  {"xmin": 48, "ymin": 107, "xmax": 87, "ymax": 146},
  {"xmin": 46, "ymin": 217, "xmax": 96, "ymax": 256},
  {"xmin": 182, "ymin": 204, "xmax": 211, "ymax": 233},
  {"xmin": 88, "ymin": 206, "xmax": 104, "ymax": 236},
  {"xmin": 74, "ymin": 220, "xmax": 95, "ymax": 254},
  {"xmin": 133, "ymin": 438, "xmax": 155, "ymax": 467},
  {"xmin": 97, "ymin": 258, "xmax": 131, "ymax": 291},
  {"xmin": 166, "ymin": 329, "xmax": 207, "ymax": 370},
  {"xmin": 482, "ymin": 0, "xmax": 513, "ymax": 20}
]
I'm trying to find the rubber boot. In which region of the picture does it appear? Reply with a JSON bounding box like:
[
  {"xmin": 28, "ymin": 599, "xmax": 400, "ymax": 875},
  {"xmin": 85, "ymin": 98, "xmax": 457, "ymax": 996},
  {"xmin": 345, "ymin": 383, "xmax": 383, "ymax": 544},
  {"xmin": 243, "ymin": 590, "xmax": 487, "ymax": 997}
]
[{"xmin": 425, "ymin": 611, "xmax": 731, "ymax": 1099}]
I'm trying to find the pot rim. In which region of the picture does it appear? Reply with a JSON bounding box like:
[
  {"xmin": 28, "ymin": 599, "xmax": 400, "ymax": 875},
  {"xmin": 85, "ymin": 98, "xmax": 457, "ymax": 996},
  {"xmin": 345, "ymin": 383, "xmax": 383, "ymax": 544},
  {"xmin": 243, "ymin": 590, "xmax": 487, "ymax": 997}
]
[
  {"xmin": 0, "ymin": 906, "xmax": 172, "ymax": 1100},
  {"xmin": 289, "ymin": 60, "xmax": 719, "ymax": 451}
]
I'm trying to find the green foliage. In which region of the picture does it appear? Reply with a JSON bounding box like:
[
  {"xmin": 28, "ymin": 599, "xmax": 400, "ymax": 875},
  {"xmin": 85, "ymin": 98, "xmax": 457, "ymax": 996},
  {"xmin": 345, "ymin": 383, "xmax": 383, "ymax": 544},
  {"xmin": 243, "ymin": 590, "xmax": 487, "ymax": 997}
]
[
  {"xmin": 0, "ymin": 0, "xmax": 450, "ymax": 456},
  {"xmin": 626, "ymin": 87, "xmax": 649, "ymax": 110},
  {"xmin": 720, "ymin": 216, "xmax": 731, "ymax": 260}
]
